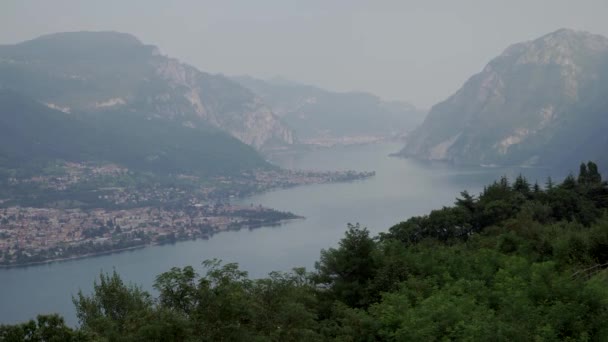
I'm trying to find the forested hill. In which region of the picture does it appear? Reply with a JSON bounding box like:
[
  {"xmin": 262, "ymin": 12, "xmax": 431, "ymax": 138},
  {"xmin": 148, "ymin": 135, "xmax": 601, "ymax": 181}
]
[
  {"xmin": 3, "ymin": 162, "xmax": 608, "ymax": 341},
  {"xmin": 0, "ymin": 90, "xmax": 269, "ymax": 177}
]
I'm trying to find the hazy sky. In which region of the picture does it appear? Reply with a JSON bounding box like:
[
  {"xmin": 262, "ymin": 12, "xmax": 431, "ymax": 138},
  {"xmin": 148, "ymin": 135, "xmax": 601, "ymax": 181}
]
[{"xmin": 3, "ymin": 0, "xmax": 608, "ymax": 108}]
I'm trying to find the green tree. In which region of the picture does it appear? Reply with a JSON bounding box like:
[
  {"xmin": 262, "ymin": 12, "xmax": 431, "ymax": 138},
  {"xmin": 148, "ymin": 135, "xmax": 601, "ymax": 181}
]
[
  {"xmin": 73, "ymin": 271, "xmax": 154, "ymax": 340},
  {"xmin": 561, "ymin": 173, "xmax": 577, "ymax": 190},
  {"xmin": 455, "ymin": 190, "xmax": 476, "ymax": 212},
  {"xmin": 0, "ymin": 314, "xmax": 86, "ymax": 342},
  {"xmin": 578, "ymin": 162, "xmax": 589, "ymax": 184},
  {"xmin": 533, "ymin": 181, "xmax": 541, "ymax": 194},
  {"xmin": 154, "ymin": 260, "xmax": 321, "ymax": 341},
  {"xmin": 513, "ymin": 174, "xmax": 531, "ymax": 197},
  {"xmin": 154, "ymin": 265, "xmax": 199, "ymax": 316},
  {"xmin": 315, "ymin": 224, "xmax": 377, "ymax": 308},
  {"xmin": 546, "ymin": 176, "xmax": 554, "ymax": 190},
  {"xmin": 587, "ymin": 161, "xmax": 602, "ymax": 184}
]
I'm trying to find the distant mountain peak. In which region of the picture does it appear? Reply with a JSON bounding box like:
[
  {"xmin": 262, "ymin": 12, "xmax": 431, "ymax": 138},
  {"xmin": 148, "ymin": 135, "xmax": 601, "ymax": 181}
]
[
  {"xmin": 535, "ymin": 28, "xmax": 608, "ymax": 51},
  {"xmin": 233, "ymin": 75, "xmax": 426, "ymax": 143},
  {"xmin": 542, "ymin": 28, "xmax": 599, "ymax": 40},
  {"xmin": 0, "ymin": 31, "xmax": 294, "ymax": 151},
  {"xmin": 400, "ymin": 29, "xmax": 608, "ymax": 169},
  {"xmin": 498, "ymin": 28, "xmax": 608, "ymax": 66},
  {"xmin": 1, "ymin": 31, "xmax": 153, "ymax": 63},
  {"xmin": 22, "ymin": 31, "xmax": 143, "ymax": 47}
]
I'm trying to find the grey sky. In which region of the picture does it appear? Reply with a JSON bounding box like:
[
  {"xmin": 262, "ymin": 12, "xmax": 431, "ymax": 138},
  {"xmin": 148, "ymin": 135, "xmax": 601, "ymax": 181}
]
[{"xmin": 2, "ymin": 0, "xmax": 608, "ymax": 108}]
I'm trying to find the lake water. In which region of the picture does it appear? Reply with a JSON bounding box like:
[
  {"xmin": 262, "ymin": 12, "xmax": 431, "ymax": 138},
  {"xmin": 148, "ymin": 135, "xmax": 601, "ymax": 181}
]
[{"xmin": 0, "ymin": 142, "xmax": 556, "ymax": 326}]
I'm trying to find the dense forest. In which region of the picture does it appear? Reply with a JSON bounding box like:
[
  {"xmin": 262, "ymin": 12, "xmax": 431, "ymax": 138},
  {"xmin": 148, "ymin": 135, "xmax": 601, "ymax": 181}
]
[
  {"xmin": 2, "ymin": 162, "xmax": 608, "ymax": 341},
  {"xmin": 0, "ymin": 90, "xmax": 269, "ymax": 178}
]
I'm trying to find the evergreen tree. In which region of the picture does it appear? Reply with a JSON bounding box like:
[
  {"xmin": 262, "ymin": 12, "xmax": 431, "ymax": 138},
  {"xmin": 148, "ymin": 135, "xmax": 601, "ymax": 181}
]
[
  {"xmin": 587, "ymin": 161, "xmax": 602, "ymax": 184},
  {"xmin": 578, "ymin": 162, "xmax": 589, "ymax": 184},
  {"xmin": 499, "ymin": 175, "xmax": 510, "ymax": 189},
  {"xmin": 561, "ymin": 174, "xmax": 577, "ymax": 190},
  {"xmin": 455, "ymin": 190, "xmax": 476, "ymax": 212},
  {"xmin": 546, "ymin": 177, "xmax": 554, "ymax": 190},
  {"xmin": 315, "ymin": 223, "xmax": 377, "ymax": 308},
  {"xmin": 513, "ymin": 174, "xmax": 530, "ymax": 196}
]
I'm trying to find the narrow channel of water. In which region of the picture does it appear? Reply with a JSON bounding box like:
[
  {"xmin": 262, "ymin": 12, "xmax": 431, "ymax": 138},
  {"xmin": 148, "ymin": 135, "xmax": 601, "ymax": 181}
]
[{"xmin": 0, "ymin": 142, "xmax": 554, "ymax": 325}]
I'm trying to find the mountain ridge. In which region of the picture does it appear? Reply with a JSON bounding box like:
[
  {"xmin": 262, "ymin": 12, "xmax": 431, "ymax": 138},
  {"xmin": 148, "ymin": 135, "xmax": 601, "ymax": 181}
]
[
  {"xmin": 0, "ymin": 89, "xmax": 270, "ymax": 177},
  {"xmin": 399, "ymin": 28, "xmax": 608, "ymax": 169},
  {"xmin": 0, "ymin": 31, "xmax": 295, "ymax": 151},
  {"xmin": 233, "ymin": 75, "xmax": 425, "ymax": 145}
]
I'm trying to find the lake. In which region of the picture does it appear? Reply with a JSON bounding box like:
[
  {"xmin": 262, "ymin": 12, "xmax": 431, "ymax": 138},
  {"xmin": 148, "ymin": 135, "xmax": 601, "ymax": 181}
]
[{"xmin": 0, "ymin": 142, "xmax": 556, "ymax": 326}]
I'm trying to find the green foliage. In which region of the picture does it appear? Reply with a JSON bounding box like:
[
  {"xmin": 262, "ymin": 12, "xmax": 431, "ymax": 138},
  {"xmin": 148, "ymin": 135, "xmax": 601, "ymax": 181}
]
[
  {"xmin": 0, "ymin": 90, "xmax": 269, "ymax": 178},
  {"xmin": 71, "ymin": 270, "xmax": 188, "ymax": 341},
  {"xmin": 315, "ymin": 223, "xmax": 377, "ymax": 308},
  {"xmin": 0, "ymin": 314, "xmax": 86, "ymax": 342},
  {"xmin": 6, "ymin": 162, "xmax": 608, "ymax": 341}
]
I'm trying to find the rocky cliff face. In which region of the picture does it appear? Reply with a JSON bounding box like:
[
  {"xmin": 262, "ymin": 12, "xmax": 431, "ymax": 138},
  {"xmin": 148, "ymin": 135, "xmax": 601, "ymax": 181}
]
[
  {"xmin": 0, "ymin": 31, "xmax": 294, "ymax": 151},
  {"xmin": 233, "ymin": 75, "xmax": 426, "ymax": 145},
  {"xmin": 399, "ymin": 29, "xmax": 608, "ymax": 168},
  {"xmin": 151, "ymin": 58, "xmax": 295, "ymax": 149}
]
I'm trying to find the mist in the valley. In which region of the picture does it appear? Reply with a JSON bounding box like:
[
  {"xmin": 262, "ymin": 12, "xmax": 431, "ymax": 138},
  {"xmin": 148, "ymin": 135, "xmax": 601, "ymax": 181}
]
[
  {"xmin": 5, "ymin": 2, "xmax": 608, "ymax": 337},
  {"xmin": 2, "ymin": 0, "xmax": 608, "ymax": 108}
]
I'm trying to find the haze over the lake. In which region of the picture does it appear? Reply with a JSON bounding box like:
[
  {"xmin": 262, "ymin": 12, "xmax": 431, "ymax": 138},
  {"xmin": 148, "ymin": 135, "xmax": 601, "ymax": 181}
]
[{"xmin": 3, "ymin": 0, "xmax": 608, "ymax": 108}]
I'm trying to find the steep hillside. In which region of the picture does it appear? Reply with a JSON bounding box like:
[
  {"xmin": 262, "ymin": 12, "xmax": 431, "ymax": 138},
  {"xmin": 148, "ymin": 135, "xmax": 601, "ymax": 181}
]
[
  {"xmin": 0, "ymin": 90, "xmax": 269, "ymax": 177},
  {"xmin": 0, "ymin": 31, "xmax": 294, "ymax": 150},
  {"xmin": 233, "ymin": 76, "xmax": 425, "ymax": 145},
  {"xmin": 399, "ymin": 29, "xmax": 608, "ymax": 169}
]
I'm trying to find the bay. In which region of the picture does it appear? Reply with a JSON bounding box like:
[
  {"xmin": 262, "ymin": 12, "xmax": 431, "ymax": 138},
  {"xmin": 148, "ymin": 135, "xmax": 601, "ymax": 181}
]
[{"xmin": 0, "ymin": 142, "xmax": 554, "ymax": 326}]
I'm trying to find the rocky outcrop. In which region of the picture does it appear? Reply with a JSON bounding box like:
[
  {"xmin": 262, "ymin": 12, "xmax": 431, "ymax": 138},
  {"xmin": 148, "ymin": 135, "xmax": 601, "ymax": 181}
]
[
  {"xmin": 399, "ymin": 29, "xmax": 608, "ymax": 168},
  {"xmin": 0, "ymin": 31, "xmax": 295, "ymax": 151},
  {"xmin": 153, "ymin": 59, "xmax": 294, "ymax": 149},
  {"xmin": 233, "ymin": 75, "xmax": 425, "ymax": 145}
]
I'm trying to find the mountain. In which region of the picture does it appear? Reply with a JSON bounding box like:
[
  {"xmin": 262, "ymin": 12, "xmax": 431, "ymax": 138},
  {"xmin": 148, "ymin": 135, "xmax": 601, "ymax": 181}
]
[
  {"xmin": 399, "ymin": 29, "xmax": 608, "ymax": 169},
  {"xmin": 0, "ymin": 90, "xmax": 269, "ymax": 177},
  {"xmin": 233, "ymin": 75, "xmax": 426, "ymax": 145},
  {"xmin": 0, "ymin": 31, "xmax": 294, "ymax": 151}
]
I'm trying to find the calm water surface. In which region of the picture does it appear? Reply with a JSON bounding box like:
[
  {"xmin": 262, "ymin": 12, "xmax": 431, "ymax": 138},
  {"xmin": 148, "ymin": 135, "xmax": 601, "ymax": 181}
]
[{"xmin": 0, "ymin": 143, "xmax": 555, "ymax": 325}]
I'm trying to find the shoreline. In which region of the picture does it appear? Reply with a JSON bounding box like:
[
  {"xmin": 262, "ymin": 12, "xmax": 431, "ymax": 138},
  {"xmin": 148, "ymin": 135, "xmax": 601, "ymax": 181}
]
[
  {"xmin": 0, "ymin": 217, "xmax": 304, "ymax": 269},
  {"xmin": 388, "ymin": 153, "xmax": 555, "ymax": 170},
  {"xmin": 0, "ymin": 244, "xmax": 148, "ymax": 269},
  {"xmin": 0, "ymin": 161, "xmax": 374, "ymax": 269}
]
